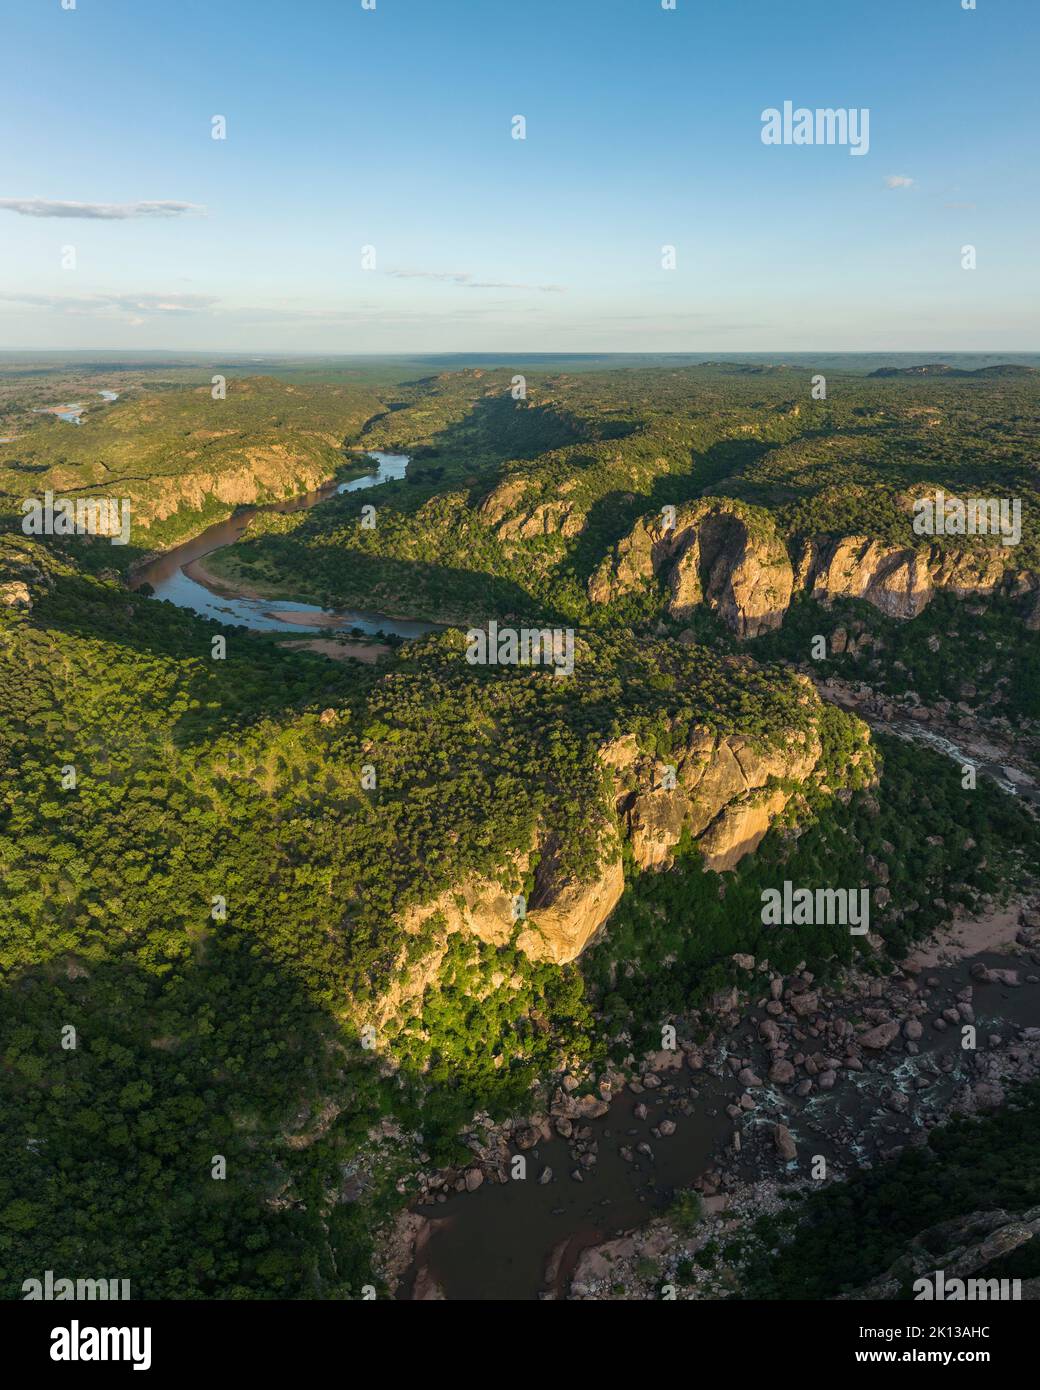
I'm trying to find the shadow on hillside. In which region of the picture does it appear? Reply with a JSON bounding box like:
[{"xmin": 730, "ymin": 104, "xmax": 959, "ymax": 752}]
[
  {"xmin": 26, "ymin": 571, "xmax": 374, "ymax": 747},
  {"xmin": 206, "ymin": 536, "xmax": 573, "ymax": 629},
  {"xmin": 561, "ymin": 435, "xmax": 777, "ymax": 589},
  {"xmin": 0, "ymin": 935, "xmax": 402, "ymax": 1300}
]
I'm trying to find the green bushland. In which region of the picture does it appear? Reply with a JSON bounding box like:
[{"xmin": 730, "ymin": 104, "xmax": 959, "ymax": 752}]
[
  {"xmin": 739, "ymin": 1081, "xmax": 1040, "ymax": 1300},
  {"xmin": 584, "ymin": 725, "xmax": 1039, "ymax": 1052},
  {"xmin": 3, "ymin": 360, "xmax": 1039, "ymax": 1300},
  {"xmin": 0, "ymin": 538, "xmax": 850, "ymax": 1296}
]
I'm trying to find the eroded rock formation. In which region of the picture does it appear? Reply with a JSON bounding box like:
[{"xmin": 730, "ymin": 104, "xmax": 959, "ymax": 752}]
[
  {"xmin": 796, "ymin": 535, "xmax": 1014, "ymax": 620},
  {"xmin": 591, "ymin": 498, "xmax": 1037, "ymax": 635},
  {"xmin": 0, "ymin": 536, "xmax": 58, "ymax": 612},
  {"xmin": 590, "ymin": 500, "xmax": 794, "ymax": 638},
  {"xmin": 375, "ymin": 684, "xmax": 864, "ymax": 1029},
  {"xmin": 611, "ymin": 717, "xmax": 825, "ymax": 873},
  {"xmin": 478, "ymin": 477, "xmax": 585, "ymax": 542}
]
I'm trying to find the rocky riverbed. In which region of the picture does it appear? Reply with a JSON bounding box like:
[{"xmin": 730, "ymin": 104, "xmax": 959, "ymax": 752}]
[
  {"xmin": 810, "ymin": 672, "xmax": 1040, "ymax": 798},
  {"xmin": 375, "ymin": 895, "xmax": 1040, "ymax": 1300}
]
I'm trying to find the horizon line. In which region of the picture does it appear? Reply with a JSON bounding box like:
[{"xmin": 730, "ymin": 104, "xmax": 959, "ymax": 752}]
[{"xmin": 0, "ymin": 348, "xmax": 1037, "ymax": 359}]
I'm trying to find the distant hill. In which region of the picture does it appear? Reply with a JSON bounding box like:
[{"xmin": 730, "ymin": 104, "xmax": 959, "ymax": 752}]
[{"xmin": 869, "ymin": 363, "xmax": 1037, "ymax": 378}]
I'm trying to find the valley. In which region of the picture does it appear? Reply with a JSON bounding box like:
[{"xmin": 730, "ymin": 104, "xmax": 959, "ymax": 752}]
[{"xmin": 2, "ymin": 354, "xmax": 1039, "ymax": 1305}]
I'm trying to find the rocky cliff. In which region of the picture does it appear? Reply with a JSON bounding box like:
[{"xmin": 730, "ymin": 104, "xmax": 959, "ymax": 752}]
[
  {"xmin": 478, "ymin": 477, "xmax": 586, "ymax": 543},
  {"xmin": 795, "ymin": 534, "xmax": 1020, "ymax": 620},
  {"xmin": 374, "ymin": 681, "xmax": 860, "ymax": 1036},
  {"xmin": 590, "ymin": 500, "xmax": 794, "ymax": 637},
  {"xmin": 838, "ymin": 1206, "xmax": 1040, "ymax": 1301},
  {"xmin": 389, "ymin": 819, "xmax": 625, "ymax": 975},
  {"xmin": 591, "ymin": 498, "xmax": 1037, "ymax": 635},
  {"xmin": 123, "ymin": 442, "xmax": 338, "ymax": 533},
  {"xmin": 0, "ymin": 536, "xmax": 59, "ymax": 612},
  {"xmin": 606, "ymin": 715, "xmax": 827, "ymax": 873}
]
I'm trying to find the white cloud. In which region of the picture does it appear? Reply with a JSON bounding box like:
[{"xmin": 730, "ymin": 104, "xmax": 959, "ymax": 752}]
[
  {"xmin": 0, "ymin": 198, "xmax": 204, "ymax": 219},
  {"xmin": 0, "ymin": 291, "xmax": 218, "ymax": 318},
  {"xmin": 384, "ymin": 268, "xmax": 563, "ymax": 293},
  {"xmin": 884, "ymin": 175, "xmax": 914, "ymax": 189}
]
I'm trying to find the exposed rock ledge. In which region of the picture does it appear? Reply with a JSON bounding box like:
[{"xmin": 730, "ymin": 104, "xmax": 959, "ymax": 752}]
[
  {"xmin": 392, "ymin": 824, "xmax": 626, "ymax": 972},
  {"xmin": 589, "ymin": 500, "xmax": 793, "ymax": 638},
  {"xmin": 589, "ymin": 498, "xmax": 1037, "ymax": 636},
  {"xmin": 126, "ymin": 444, "xmax": 340, "ymax": 547},
  {"xmin": 0, "ymin": 536, "xmax": 59, "ymax": 613},
  {"xmin": 372, "ymin": 690, "xmax": 862, "ymax": 1028},
  {"xmin": 795, "ymin": 534, "xmax": 1024, "ymax": 620},
  {"xmin": 608, "ymin": 720, "xmax": 826, "ymax": 874},
  {"xmin": 478, "ymin": 477, "xmax": 585, "ymax": 543}
]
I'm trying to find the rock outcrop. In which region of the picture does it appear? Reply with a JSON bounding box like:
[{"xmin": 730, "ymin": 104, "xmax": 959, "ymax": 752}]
[
  {"xmin": 0, "ymin": 580, "xmax": 31, "ymax": 611},
  {"xmin": 797, "ymin": 535, "xmax": 1015, "ymax": 620},
  {"xmin": 478, "ymin": 478, "xmax": 585, "ymax": 543},
  {"xmin": 838, "ymin": 1206, "xmax": 1040, "ymax": 1301},
  {"xmin": 389, "ymin": 822, "xmax": 624, "ymax": 974},
  {"xmin": 378, "ymin": 686, "xmax": 853, "ymax": 1029},
  {"xmin": 697, "ymin": 787, "xmax": 792, "ymax": 873},
  {"xmin": 591, "ymin": 498, "xmax": 1037, "ymax": 635},
  {"xmin": 612, "ymin": 714, "xmax": 827, "ymax": 873},
  {"xmin": 590, "ymin": 500, "xmax": 793, "ymax": 638},
  {"xmin": 126, "ymin": 444, "xmax": 338, "ymax": 533},
  {"xmin": 0, "ymin": 536, "xmax": 58, "ymax": 612}
]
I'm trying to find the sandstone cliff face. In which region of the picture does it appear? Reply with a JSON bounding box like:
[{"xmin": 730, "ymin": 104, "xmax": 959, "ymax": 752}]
[
  {"xmin": 127, "ymin": 444, "xmax": 337, "ymax": 533},
  {"xmin": 592, "ymin": 499, "xmax": 1037, "ymax": 634},
  {"xmin": 797, "ymin": 535, "xmax": 1014, "ymax": 620},
  {"xmin": 478, "ymin": 478, "xmax": 585, "ymax": 543},
  {"xmin": 587, "ymin": 516, "xmax": 660, "ymax": 603},
  {"xmin": 802, "ymin": 537, "xmax": 934, "ymax": 619},
  {"xmin": 519, "ymin": 832, "xmax": 626, "ymax": 964},
  {"xmin": 388, "ymin": 824, "xmax": 625, "ymax": 974},
  {"xmin": 590, "ymin": 501, "xmax": 793, "ymax": 638},
  {"xmin": 697, "ymin": 787, "xmax": 792, "ymax": 872},
  {"xmin": 615, "ymin": 717, "xmax": 824, "ymax": 874},
  {"xmin": 378, "ymin": 697, "xmax": 837, "ymax": 1026},
  {"xmin": 371, "ymin": 828, "xmax": 624, "ymax": 1031}
]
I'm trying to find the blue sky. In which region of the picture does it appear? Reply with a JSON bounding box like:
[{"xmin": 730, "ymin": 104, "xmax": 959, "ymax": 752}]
[{"xmin": 1, "ymin": 0, "xmax": 1036, "ymax": 351}]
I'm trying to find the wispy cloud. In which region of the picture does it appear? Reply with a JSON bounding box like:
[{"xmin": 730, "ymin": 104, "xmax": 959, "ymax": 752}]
[
  {"xmin": 0, "ymin": 291, "xmax": 218, "ymax": 320},
  {"xmin": 0, "ymin": 198, "xmax": 205, "ymax": 219},
  {"xmin": 385, "ymin": 268, "xmax": 563, "ymax": 293},
  {"xmin": 884, "ymin": 175, "xmax": 914, "ymax": 189}
]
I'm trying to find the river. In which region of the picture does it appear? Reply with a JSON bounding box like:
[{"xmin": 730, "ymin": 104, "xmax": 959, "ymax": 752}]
[
  {"xmin": 395, "ymin": 699, "xmax": 1038, "ymax": 1299},
  {"xmin": 132, "ymin": 451, "xmax": 439, "ymax": 639},
  {"xmin": 812, "ymin": 678, "xmax": 1040, "ymax": 808},
  {"xmin": 402, "ymin": 944, "xmax": 1039, "ymax": 1300},
  {"xmin": 128, "ymin": 461, "xmax": 1037, "ymax": 1296}
]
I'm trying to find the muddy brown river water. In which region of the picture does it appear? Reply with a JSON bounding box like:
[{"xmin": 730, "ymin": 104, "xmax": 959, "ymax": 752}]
[
  {"xmin": 401, "ymin": 947, "xmax": 1040, "ymax": 1300},
  {"xmin": 128, "ymin": 461, "xmax": 1039, "ymax": 1299}
]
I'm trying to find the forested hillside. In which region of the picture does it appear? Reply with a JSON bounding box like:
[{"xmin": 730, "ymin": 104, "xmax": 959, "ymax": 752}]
[
  {"xmin": 203, "ymin": 364, "xmax": 1040, "ymax": 635},
  {"xmin": 3, "ymin": 359, "xmax": 1039, "ymax": 1300},
  {"xmin": 0, "ymin": 376, "xmax": 387, "ymax": 548}
]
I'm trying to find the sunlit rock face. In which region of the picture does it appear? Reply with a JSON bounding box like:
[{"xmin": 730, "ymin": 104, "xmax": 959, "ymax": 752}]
[
  {"xmin": 589, "ymin": 499, "xmax": 794, "ymax": 638},
  {"xmin": 620, "ymin": 724, "xmax": 824, "ymax": 874},
  {"xmin": 592, "ymin": 499, "xmax": 1037, "ymax": 634},
  {"xmin": 382, "ymin": 716, "xmax": 830, "ymax": 978}
]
